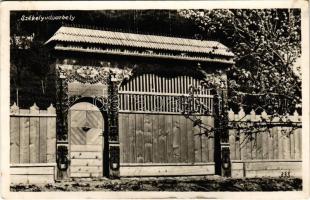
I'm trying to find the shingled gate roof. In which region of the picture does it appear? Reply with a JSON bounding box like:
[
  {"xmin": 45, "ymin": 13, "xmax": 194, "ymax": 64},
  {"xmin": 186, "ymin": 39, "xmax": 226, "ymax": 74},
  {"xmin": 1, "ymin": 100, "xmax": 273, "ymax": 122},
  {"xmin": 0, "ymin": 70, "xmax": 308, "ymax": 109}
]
[{"xmin": 46, "ymin": 26, "xmax": 234, "ymax": 58}]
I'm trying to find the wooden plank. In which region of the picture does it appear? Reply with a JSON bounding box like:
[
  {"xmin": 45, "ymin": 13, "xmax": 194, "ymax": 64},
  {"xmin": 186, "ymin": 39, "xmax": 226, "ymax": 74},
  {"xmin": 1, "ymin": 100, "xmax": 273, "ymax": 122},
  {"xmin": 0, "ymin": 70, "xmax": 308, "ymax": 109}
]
[
  {"xmin": 146, "ymin": 74, "xmax": 150, "ymax": 92},
  {"xmin": 207, "ymin": 117, "xmax": 214, "ymax": 162},
  {"xmin": 187, "ymin": 118, "xmax": 194, "ymax": 163},
  {"xmin": 158, "ymin": 114, "xmax": 166, "ymax": 163},
  {"xmin": 71, "ymin": 145, "xmax": 102, "ymax": 152},
  {"xmin": 201, "ymin": 116, "xmax": 208, "ymax": 162},
  {"xmin": 39, "ymin": 110, "xmax": 47, "ymax": 163},
  {"xmin": 158, "ymin": 75, "xmax": 162, "ymax": 93},
  {"xmin": 181, "ymin": 76, "xmax": 184, "ymax": 94},
  {"xmin": 265, "ymin": 128, "xmax": 273, "ymax": 160},
  {"xmin": 165, "ymin": 115, "xmax": 173, "ymax": 163},
  {"xmin": 298, "ymin": 128, "xmax": 302, "ymax": 159},
  {"xmin": 71, "ymin": 158, "xmax": 102, "ymax": 166},
  {"xmin": 250, "ymin": 111, "xmax": 256, "ymax": 160},
  {"xmin": 46, "ymin": 105, "xmax": 56, "ymax": 163},
  {"xmin": 19, "ymin": 109, "xmax": 30, "ymax": 163},
  {"xmin": 155, "ymin": 74, "xmax": 159, "ymax": 93},
  {"xmin": 149, "ymin": 94, "xmax": 153, "ymax": 112},
  {"xmin": 178, "ymin": 76, "xmax": 182, "ymax": 94},
  {"xmin": 119, "ymin": 114, "xmax": 124, "ymax": 163},
  {"xmin": 246, "ymin": 115, "xmax": 252, "ymax": 160},
  {"xmin": 172, "ymin": 77, "xmax": 178, "ymax": 94},
  {"xmin": 70, "ymin": 166, "xmax": 101, "ymax": 173},
  {"xmin": 228, "ymin": 127, "xmax": 236, "ymax": 160},
  {"xmin": 70, "ymin": 172, "xmax": 102, "ymax": 177},
  {"xmin": 143, "ymin": 114, "xmax": 153, "ymax": 163},
  {"xmin": 234, "ymin": 134, "xmax": 241, "ymax": 161},
  {"xmin": 194, "ymin": 117, "xmax": 202, "ymax": 163},
  {"xmin": 239, "ymin": 132, "xmax": 247, "ymax": 160},
  {"xmin": 168, "ymin": 78, "xmax": 174, "ymax": 93},
  {"xmin": 71, "ymin": 152, "xmax": 102, "ymax": 159},
  {"xmin": 152, "ymin": 114, "xmax": 159, "ymax": 163},
  {"xmin": 245, "ymin": 161, "xmax": 301, "ymax": 170},
  {"xmin": 278, "ymin": 127, "xmax": 284, "ymax": 159},
  {"xmin": 273, "ymin": 126, "xmax": 279, "ymax": 159},
  {"xmin": 290, "ymin": 127, "xmax": 295, "ymax": 159},
  {"xmin": 238, "ymin": 109, "xmax": 246, "ymax": 160},
  {"xmin": 140, "ymin": 74, "xmax": 143, "ymax": 92},
  {"xmin": 29, "ymin": 116, "xmax": 40, "ymax": 163},
  {"xmin": 128, "ymin": 114, "xmax": 136, "ymax": 163},
  {"xmin": 10, "ymin": 116, "xmax": 20, "ymax": 164},
  {"xmin": 119, "ymin": 93, "xmax": 123, "ymax": 110},
  {"xmin": 147, "ymin": 93, "xmax": 150, "ymax": 111},
  {"xmin": 283, "ymin": 127, "xmax": 290, "ymax": 160},
  {"xmin": 11, "ymin": 166, "xmax": 55, "ymax": 175},
  {"xmin": 172, "ymin": 115, "xmax": 181, "ymax": 163},
  {"xmin": 180, "ymin": 116, "xmax": 188, "ymax": 163},
  {"xmin": 143, "ymin": 93, "xmax": 147, "ymax": 111},
  {"xmin": 120, "ymin": 164, "xmax": 214, "ymax": 177},
  {"xmin": 29, "ymin": 105, "xmax": 40, "ymax": 163},
  {"xmin": 134, "ymin": 94, "xmax": 137, "ymax": 111},
  {"xmin": 11, "ymin": 174, "xmax": 55, "ymax": 184},
  {"xmin": 185, "ymin": 76, "xmax": 189, "ymax": 93},
  {"xmin": 135, "ymin": 114, "xmax": 144, "ymax": 163},
  {"xmin": 294, "ymin": 128, "xmax": 301, "ymax": 159},
  {"xmin": 261, "ymin": 128, "xmax": 269, "ymax": 160},
  {"xmin": 122, "ymin": 93, "xmax": 126, "ymax": 110},
  {"xmin": 46, "ymin": 117, "xmax": 56, "ymax": 163}
]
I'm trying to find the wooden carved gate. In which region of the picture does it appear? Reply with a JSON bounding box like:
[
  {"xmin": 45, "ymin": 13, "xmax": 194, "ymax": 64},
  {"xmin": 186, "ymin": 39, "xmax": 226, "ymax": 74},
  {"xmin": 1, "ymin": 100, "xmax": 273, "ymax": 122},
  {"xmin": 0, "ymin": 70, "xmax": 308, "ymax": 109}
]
[{"xmin": 69, "ymin": 102, "xmax": 104, "ymax": 177}]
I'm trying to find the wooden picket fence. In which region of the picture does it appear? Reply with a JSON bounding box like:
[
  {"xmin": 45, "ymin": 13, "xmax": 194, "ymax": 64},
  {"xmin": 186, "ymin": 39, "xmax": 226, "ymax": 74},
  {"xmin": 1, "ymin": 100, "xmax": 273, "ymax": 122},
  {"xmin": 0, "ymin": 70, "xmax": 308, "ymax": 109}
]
[
  {"xmin": 119, "ymin": 74, "xmax": 213, "ymax": 114},
  {"xmin": 10, "ymin": 103, "xmax": 57, "ymax": 164},
  {"xmin": 228, "ymin": 108, "xmax": 302, "ymax": 161}
]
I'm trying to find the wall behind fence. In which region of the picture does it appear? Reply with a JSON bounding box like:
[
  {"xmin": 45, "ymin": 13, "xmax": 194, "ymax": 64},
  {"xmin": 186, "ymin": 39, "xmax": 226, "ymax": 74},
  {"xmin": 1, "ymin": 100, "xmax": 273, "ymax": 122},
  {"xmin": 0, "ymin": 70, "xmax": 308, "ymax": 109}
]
[
  {"xmin": 10, "ymin": 103, "xmax": 57, "ymax": 164},
  {"xmin": 228, "ymin": 108, "xmax": 302, "ymax": 161},
  {"xmin": 119, "ymin": 113, "xmax": 214, "ymax": 164}
]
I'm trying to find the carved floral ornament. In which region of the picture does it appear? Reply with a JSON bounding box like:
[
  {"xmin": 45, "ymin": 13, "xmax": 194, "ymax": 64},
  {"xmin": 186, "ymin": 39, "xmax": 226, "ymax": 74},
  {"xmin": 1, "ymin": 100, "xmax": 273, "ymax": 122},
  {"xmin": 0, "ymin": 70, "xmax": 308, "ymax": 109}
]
[{"xmin": 57, "ymin": 64, "xmax": 133, "ymax": 85}]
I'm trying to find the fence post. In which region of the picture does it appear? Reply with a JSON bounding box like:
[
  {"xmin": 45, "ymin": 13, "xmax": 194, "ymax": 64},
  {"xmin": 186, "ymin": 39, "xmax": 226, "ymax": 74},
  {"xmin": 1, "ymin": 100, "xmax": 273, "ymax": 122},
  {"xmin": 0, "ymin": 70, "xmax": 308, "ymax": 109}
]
[
  {"xmin": 108, "ymin": 73, "xmax": 120, "ymax": 178},
  {"xmin": 213, "ymin": 86, "xmax": 231, "ymax": 177},
  {"xmin": 213, "ymin": 92, "xmax": 221, "ymax": 175},
  {"xmin": 220, "ymin": 88, "xmax": 231, "ymax": 177}
]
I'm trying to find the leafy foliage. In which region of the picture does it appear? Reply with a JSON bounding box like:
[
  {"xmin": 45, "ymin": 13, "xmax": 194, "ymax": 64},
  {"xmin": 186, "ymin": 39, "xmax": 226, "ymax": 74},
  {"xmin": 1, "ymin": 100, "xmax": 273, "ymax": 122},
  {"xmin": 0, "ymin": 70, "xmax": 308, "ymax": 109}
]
[{"xmin": 179, "ymin": 9, "xmax": 301, "ymax": 114}]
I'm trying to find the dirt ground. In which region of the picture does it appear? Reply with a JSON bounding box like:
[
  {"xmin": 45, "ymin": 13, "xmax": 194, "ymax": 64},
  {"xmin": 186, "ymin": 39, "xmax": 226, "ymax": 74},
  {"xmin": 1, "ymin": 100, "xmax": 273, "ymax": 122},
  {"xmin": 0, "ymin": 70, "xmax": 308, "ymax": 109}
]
[{"xmin": 10, "ymin": 176, "xmax": 302, "ymax": 192}]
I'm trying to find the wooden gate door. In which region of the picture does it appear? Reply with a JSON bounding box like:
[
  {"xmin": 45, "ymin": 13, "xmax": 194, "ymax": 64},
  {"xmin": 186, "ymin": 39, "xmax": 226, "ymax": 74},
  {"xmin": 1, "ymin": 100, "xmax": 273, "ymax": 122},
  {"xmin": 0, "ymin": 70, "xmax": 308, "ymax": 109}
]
[{"xmin": 69, "ymin": 102, "xmax": 104, "ymax": 177}]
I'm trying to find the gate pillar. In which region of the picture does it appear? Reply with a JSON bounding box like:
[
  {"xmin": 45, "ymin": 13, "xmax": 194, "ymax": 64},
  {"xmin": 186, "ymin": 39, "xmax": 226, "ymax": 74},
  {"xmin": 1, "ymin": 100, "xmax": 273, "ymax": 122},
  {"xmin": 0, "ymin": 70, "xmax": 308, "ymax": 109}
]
[
  {"xmin": 107, "ymin": 73, "xmax": 120, "ymax": 178},
  {"xmin": 107, "ymin": 69, "xmax": 133, "ymax": 179},
  {"xmin": 213, "ymin": 85, "xmax": 231, "ymax": 177},
  {"xmin": 55, "ymin": 65, "xmax": 70, "ymax": 180}
]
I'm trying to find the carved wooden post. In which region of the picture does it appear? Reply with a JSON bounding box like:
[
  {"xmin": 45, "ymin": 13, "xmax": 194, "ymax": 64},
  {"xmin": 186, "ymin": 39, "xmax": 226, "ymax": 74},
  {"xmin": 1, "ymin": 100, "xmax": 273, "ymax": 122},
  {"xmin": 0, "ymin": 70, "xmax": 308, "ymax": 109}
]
[
  {"xmin": 213, "ymin": 91, "xmax": 222, "ymax": 175},
  {"xmin": 220, "ymin": 87, "xmax": 231, "ymax": 177},
  {"xmin": 107, "ymin": 72, "xmax": 120, "ymax": 178},
  {"xmin": 55, "ymin": 63, "xmax": 70, "ymax": 180},
  {"xmin": 107, "ymin": 68, "xmax": 133, "ymax": 178},
  {"xmin": 56, "ymin": 67, "xmax": 69, "ymax": 142},
  {"xmin": 213, "ymin": 79, "xmax": 231, "ymax": 177}
]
